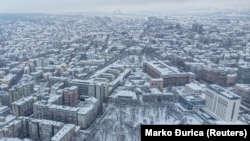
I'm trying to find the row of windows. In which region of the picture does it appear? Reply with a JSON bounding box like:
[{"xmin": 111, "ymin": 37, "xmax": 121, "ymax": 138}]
[{"xmin": 216, "ymin": 103, "xmax": 227, "ymax": 120}]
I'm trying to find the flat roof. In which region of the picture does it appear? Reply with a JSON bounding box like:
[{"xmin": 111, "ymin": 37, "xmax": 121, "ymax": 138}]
[
  {"xmin": 78, "ymin": 104, "xmax": 94, "ymax": 115},
  {"xmin": 235, "ymin": 84, "xmax": 250, "ymax": 91},
  {"xmin": 0, "ymin": 106, "xmax": 9, "ymax": 111},
  {"xmin": 144, "ymin": 61, "xmax": 192, "ymax": 77},
  {"xmin": 47, "ymin": 94, "xmax": 62, "ymax": 103},
  {"xmin": 239, "ymin": 65, "xmax": 250, "ymax": 69},
  {"xmin": 208, "ymin": 85, "xmax": 241, "ymax": 100},
  {"xmin": 112, "ymin": 90, "xmax": 137, "ymax": 100},
  {"xmin": 185, "ymin": 83, "xmax": 203, "ymax": 91},
  {"xmin": 51, "ymin": 124, "xmax": 75, "ymax": 140},
  {"xmin": 0, "ymin": 115, "xmax": 16, "ymax": 127},
  {"xmin": 31, "ymin": 118, "xmax": 63, "ymax": 126},
  {"xmin": 151, "ymin": 78, "xmax": 163, "ymax": 81},
  {"xmin": 50, "ymin": 104, "xmax": 79, "ymax": 112},
  {"xmin": 12, "ymin": 96, "xmax": 33, "ymax": 106},
  {"xmin": 144, "ymin": 61, "xmax": 178, "ymax": 76}
]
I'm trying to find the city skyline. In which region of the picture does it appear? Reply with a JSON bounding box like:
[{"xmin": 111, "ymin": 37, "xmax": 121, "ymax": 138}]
[
  {"xmin": 0, "ymin": 0, "xmax": 249, "ymax": 13},
  {"xmin": 0, "ymin": 3, "xmax": 250, "ymax": 140}
]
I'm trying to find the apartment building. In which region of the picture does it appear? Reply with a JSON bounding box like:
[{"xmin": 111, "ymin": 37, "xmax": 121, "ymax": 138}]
[
  {"xmin": 143, "ymin": 61, "xmax": 195, "ymax": 87},
  {"xmin": 205, "ymin": 85, "xmax": 241, "ymax": 122}
]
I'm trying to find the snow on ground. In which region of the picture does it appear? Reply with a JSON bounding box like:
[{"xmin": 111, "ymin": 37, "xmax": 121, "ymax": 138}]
[
  {"xmin": 81, "ymin": 103, "xmax": 202, "ymax": 141},
  {"xmin": 0, "ymin": 138, "xmax": 31, "ymax": 141}
]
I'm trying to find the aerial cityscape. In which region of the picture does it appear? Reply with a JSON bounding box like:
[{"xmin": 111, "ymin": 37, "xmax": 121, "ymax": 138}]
[{"xmin": 0, "ymin": 0, "xmax": 250, "ymax": 141}]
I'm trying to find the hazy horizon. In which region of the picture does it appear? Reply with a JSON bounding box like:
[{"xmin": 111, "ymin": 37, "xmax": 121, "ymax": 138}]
[{"xmin": 0, "ymin": 0, "xmax": 249, "ymax": 13}]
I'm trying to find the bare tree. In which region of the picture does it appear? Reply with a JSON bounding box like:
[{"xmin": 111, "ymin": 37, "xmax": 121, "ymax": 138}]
[
  {"xmin": 99, "ymin": 119, "xmax": 112, "ymax": 141},
  {"xmin": 130, "ymin": 108, "xmax": 136, "ymax": 121},
  {"xmin": 134, "ymin": 124, "xmax": 141, "ymax": 141},
  {"xmin": 114, "ymin": 126, "xmax": 125, "ymax": 141}
]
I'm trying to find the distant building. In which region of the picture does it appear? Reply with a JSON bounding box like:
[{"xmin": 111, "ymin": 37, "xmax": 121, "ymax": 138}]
[
  {"xmin": 205, "ymin": 85, "xmax": 241, "ymax": 122},
  {"xmin": 174, "ymin": 86, "xmax": 205, "ymax": 112},
  {"xmin": 142, "ymin": 88, "xmax": 173, "ymax": 104},
  {"xmin": 199, "ymin": 66, "xmax": 236, "ymax": 86},
  {"xmin": 192, "ymin": 23, "xmax": 203, "ymax": 34},
  {"xmin": 69, "ymin": 79, "xmax": 108, "ymax": 98},
  {"xmin": 51, "ymin": 124, "xmax": 80, "ymax": 141},
  {"xmin": 143, "ymin": 61, "xmax": 195, "ymax": 87},
  {"xmin": 222, "ymin": 38, "xmax": 232, "ymax": 47},
  {"xmin": 184, "ymin": 62, "xmax": 204, "ymax": 79},
  {"xmin": 147, "ymin": 16, "xmax": 163, "ymax": 24},
  {"xmin": 0, "ymin": 106, "xmax": 10, "ymax": 116},
  {"xmin": 109, "ymin": 90, "xmax": 138, "ymax": 105},
  {"xmin": 8, "ymin": 82, "xmax": 34, "ymax": 103},
  {"xmin": 88, "ymin": 82, "xmax": 107, "ymax": 113},
  {"xmin": 0, "ymin": 58, "xmax": 7, "ymax": 68},
  {"xmin": 22, "ymin": 118, "xmax": 64, "ymax": 141},
  {"xmin": 52, "ymin": 105, "xmax": 78, "ymax": 122},
  {"xmin": 0, "ymin": 91, "xmax": 10, "ymax": 106},
  {"xmin": 0, "ymin": 115, "xmax": 16, "ymax": 129},
  {"xmin": 33, "ymin": 94, "xmax": 62, "ymax": 119},
  {"xmin": 0, "ymin": 73, "xmax": 16, "ymax": 88},
  {"xmin": 0, "ymin": 119, "xmax": 22, "ymax": 138},
  {"xmin": 57, "ymin": 86, "xmax": 78, "ymax": 107},
  {"xmin": 0, "ymin": 117, "xmax": 80, "ymax": 140},
  {"xmin": 69, "ymin": 79, "xmax": 108, "ymax": 112},
  {"xmin": 237, "ymin": 65, "xmax": 250, "ymax": 84},
  {"xmin": 184, "ymin": 83, "xmax": 204, "ymax": 95},
  {"xmin": 12, "ymin": 96, "xmax": 35, "ymax": 117},
  {"xmin": 49, "ymin": 77, "xmax": 68, "ymax": 88},
  {"xmin": 77, "ymin": 97, "xmax": 99, "ymax": 129},
  {"xmin": 128, "ymin": 46, "xmax": 143, "ymax": 55},
  {"xmin": 33, "ymin": 101, "xmax": 50, "ymax": 119},
  {"xmin": 30, "ymin": 71, "xmax": 42, "ymax": 81},
  {"xmin": 33, "ymin": 97, "xmax": 100, "ymax": 129},
  {"xmin": 149, "ymin": 78, "xmax": 163, "ymax": 91},
  {"xmin": 234, "ymin": 84, "xmax": 250, "ymax": 104},
  {"xmin": 51, "ymin": 83, "xmax": 65, "ymax": 94},
  {"xmin": 93, "ymin": 65, "xmax": 130, "ymax": 94},
  {"xmin": 34, "ymin": 101, "xmax": 78, "ymax": 124}
]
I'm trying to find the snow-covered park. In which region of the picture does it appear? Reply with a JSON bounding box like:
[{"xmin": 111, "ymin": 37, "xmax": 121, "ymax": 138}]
[{"xmin": 81, "ymin": 102, "xmax": 201, "ymax": 141}]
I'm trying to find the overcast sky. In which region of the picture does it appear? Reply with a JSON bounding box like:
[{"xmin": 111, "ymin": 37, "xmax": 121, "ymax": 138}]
[{"xmin": 0, "ymin": 0, "xmax": 249, "ymax": 13}]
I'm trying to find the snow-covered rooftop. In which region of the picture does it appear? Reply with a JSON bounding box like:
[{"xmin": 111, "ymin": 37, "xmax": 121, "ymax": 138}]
[
  {"xmin": 235, "ymin": 84, "xmax": 250, "ymax": 91},
  {"xmin": 208, "ymin": 84, "xmax": 240, "ymax": 100},
  {"xmin": 185, "ymin": 83, "xmax": 203, "ymax": 91},
  {"xmin": 51, "ymin": 124, "xmax": 75, "ymax": 141},
  {"xmin": 144, "ymin": 61, "xmax": 179, "ymax": 75},
  {"xmin": 50, "ymin": 104, "xmax": 79, "ymax": 112},
  {"xmin": 112, "ymin": 90, "xmax": 137, "ymax": 100},
  {"xmin": 12, "ymin": 96, "xmax": 33, "ymax": 106}
]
